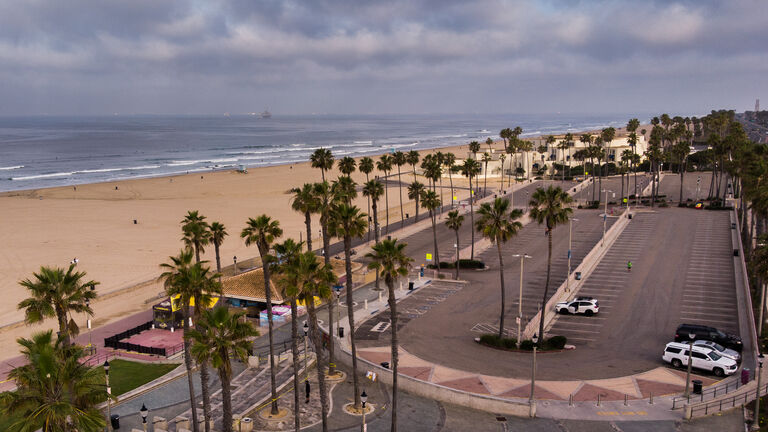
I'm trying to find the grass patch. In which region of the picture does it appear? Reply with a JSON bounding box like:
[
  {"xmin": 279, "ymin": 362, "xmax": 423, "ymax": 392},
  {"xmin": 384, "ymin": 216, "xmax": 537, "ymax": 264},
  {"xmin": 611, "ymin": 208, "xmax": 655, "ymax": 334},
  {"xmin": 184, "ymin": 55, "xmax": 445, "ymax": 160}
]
[{"xmin": 103, "ymin": 359, "xmax": 180, "ymax": 396}]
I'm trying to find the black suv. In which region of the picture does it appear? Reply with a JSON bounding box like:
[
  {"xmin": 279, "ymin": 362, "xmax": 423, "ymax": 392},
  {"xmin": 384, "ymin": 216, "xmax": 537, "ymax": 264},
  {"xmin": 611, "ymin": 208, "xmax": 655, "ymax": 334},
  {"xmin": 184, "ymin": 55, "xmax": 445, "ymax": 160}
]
[{"xmin": 675, "ymin": 324, "xmax": 743, "ymax": 352}]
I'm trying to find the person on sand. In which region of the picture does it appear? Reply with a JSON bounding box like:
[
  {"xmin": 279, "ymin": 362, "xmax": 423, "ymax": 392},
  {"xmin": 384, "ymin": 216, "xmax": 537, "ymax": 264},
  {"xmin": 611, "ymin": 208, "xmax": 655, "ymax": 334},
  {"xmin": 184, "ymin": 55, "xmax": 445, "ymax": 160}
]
[{"xmin": 627, "ymin": 261, "xmax": 632, "ymax": 272}]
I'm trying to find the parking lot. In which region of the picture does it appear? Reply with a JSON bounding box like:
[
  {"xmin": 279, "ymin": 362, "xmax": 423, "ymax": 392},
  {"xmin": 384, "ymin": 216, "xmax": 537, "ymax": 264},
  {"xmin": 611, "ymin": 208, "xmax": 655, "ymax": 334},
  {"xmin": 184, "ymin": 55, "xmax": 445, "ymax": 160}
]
[{"xmin": 658, "ymin": 172, "xmax": 714, "ymax": 203}]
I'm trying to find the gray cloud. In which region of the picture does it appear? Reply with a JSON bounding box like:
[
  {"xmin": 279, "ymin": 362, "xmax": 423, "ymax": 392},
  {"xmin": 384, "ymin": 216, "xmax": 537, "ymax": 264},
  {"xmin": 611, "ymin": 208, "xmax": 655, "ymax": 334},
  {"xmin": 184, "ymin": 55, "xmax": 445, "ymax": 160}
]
[{"xmin": 0, "ymin": 0, "xmax": 765, "ymax": 115}]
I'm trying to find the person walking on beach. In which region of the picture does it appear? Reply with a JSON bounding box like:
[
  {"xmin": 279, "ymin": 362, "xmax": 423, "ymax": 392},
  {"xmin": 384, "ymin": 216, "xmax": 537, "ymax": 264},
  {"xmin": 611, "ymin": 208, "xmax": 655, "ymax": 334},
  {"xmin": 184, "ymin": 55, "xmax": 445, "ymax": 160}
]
[{"xmin": 627, "ymin": 260, "xmax": 632, "ymax": 272}]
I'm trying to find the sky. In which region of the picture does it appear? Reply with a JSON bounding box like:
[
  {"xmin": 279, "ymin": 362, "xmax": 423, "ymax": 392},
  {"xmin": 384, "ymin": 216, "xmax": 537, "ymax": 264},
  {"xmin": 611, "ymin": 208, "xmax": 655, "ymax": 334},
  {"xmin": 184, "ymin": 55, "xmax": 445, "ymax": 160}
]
[{"xmin": 0, "ymin": 0, "xmax": 765, "ymax": 116}]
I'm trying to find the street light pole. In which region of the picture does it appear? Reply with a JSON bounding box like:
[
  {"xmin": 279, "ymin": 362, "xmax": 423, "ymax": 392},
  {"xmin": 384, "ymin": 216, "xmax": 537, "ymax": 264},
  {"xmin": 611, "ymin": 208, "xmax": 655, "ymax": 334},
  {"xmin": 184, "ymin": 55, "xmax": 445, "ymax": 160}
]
[
  {"xmin": 361, "ymin": 390, "xmax": 368, "ymax": 432},
  {"xmin": 753, "ymin": 354, "xmax": 765, "ymax": 431},
  {"xmin": 529, "ymin": 333, "xmax": 539, "ymax": 416},
  {"xmin": 513, "ymin": 254, "xmax": 532, "ymax": 347},
  {"xmin": 104, "ymin": 360, "xmax": 111, "ymax": 432},
  {"xmin": 140, "ymin": 403, "xmax": 148, "ymax": 432},
  {"xmin": 602, "ymin": 189, "xmax": 613, "ymax": 246},
  {"xmin": 567, "ymin": 218, "xmax": 578, "ymax": 292},
  {"xmin": 233, "ymin": 256, "xmax": 237, "ymax": 274},
  {"xmin": 684, "ymin": 334, "xmax": 695, "ymax": 398}
]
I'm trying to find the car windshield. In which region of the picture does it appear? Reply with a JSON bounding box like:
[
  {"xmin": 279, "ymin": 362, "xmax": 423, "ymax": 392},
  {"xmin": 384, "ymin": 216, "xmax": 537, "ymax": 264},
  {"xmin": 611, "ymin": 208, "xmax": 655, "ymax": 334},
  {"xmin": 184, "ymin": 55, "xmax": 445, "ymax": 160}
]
[
  {"xmin": 712, "ymin": 342, "xmax": 725, "ymax": 351},
  {"xmin": 708, "ymin": 352, "xmax": 722, "ymax": 361},
  {"xmin": 717, "ymin": 330, "xmax": 727, "ymax": 338}
]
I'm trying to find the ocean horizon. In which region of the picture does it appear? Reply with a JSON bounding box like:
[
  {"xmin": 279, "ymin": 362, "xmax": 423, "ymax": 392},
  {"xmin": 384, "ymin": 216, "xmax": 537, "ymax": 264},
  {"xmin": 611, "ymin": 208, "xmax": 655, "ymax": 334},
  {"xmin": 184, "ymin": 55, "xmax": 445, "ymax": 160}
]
[{"xmin": 0, "ymin": 113, "xmax": 646, "ymax": 192}]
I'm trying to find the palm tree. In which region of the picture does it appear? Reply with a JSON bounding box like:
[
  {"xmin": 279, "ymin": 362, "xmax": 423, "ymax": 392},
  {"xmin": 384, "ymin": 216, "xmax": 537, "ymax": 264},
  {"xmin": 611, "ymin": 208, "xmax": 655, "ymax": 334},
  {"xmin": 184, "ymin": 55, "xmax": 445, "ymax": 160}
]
[
  {"xmin": 620, "ymin": 150, "xmax": 634, "ymax": 206},
  {"xmin": 209, "ymin": 222, "xmax": 227, "ymax": 273},
  {"xmin": 366, "ymin": 239, "xmax": 413, "ymax": 432},
  {"xmin": 0, "ymin": 331, "xmax": 108, "ymax": 432},
  {"xmin": 468, "ymin": 140, "xmax": 481, "ymax": 160},
  {"xmin": 328, "ymin": 204, "xmax": 368, "ymax": 410},
  {"xmin": 626, "ymin": 127, "xmax": 639, "ymax": 204},
  {"xmin": 498, "ymin": 153, "xmax": 506, "ymax": 187},
  {"xmin": 475, "ymin": 198, "xmax": 523, "ymax": 339},
  {"xmin": 563, "ymin": 133, "xmax": 574, "ymax": 179},
  {"xmin": 272, "ymin": 239, "xmax": 304, "ymax": 432},
  {"xmin": 546, "ymin": 135, "xmax": 556, "ymax": 176},
  {"xmin": 312, "ymin": 181, "xmax": 340, "ymax": 374},
  {"xmin": 518, "ymin": 140, "xmax": 534, "ymax": 180},
  {"xmin": 310, "ymin": 148, "xmax": 334, "ymax": 182},
  {"xmin": 529, "ymin": 186, "xmax": 573, "ymax": 340},
  {"xmin": 421, "ymin": 190, "xmax": 441, "ymax": 270},
  {"xmin": 337, "ymin": 156, "xmax": 356, "ymax": 178},
  {"xmin": 332, "ymin": 176, "xmax": 357, "ymax": 204},
  {"xmin": 482, "ymin": 152, "xmax": 492, "ymax": 194},
  {"xmin": 241, "ymin": 215, "xmax": 284, "ymax": 416},
  {"xmin": 284, "ymin": 251, "xmax": 335, "ymax": 432},
  {"xmin": 445, "ymin": 210, "xmax": 464, "ymax": 280},
  {"xmin": 187, "ymin": 307, "xmax": 257, "ymax": 432},
  {"xmin": 291, "ymin": 184, "xmax": 319, "ymax": 252},
  {"xmin": 18, "ymin": 264, "xmax": 97, "ymax": 348},
  {"xmin": 407, "ymin": 181, "xmax": 425, "ymax": 223},
  {"xmin": 592, "ymin": 137, "xmax": 605, "ymax": 202},
  {"xmin": 557, "ymin": 138, "xmax": 569, "ymax": 181},
  {"xmin": 363, "ymin": 179, "xmax": 385, "ymax": 292},
  {"xmin": 435, "ymin": 152, "xmax": 446, "ymax": 209},
  {"xmin": 406, "ymin": 150, "xmax": 420, "ymax": 183},
  {"xmin": 182, "ymin": 210, "xmax": 212, "ymax": 263},
  {"xmin": 377, "ymin": 155, "xmax": 394, "ymax": 234},
  {"xmin": 392, "ymin": 151, "xmax": 407, "ymax": 228},
  {"xmin": 460, "ymin": 158, "xmax": 481, "ymax": 260},
  {"xmin": 359, "ymin": 157, "xmax": 375, "ymax": 241},
  {"xmin": 600, "ymin": 127, "xmax": 616, "ymax": 198},
  {"xmin": 443, "ymin": 153, "xmax": 456, "ymax": 206}
]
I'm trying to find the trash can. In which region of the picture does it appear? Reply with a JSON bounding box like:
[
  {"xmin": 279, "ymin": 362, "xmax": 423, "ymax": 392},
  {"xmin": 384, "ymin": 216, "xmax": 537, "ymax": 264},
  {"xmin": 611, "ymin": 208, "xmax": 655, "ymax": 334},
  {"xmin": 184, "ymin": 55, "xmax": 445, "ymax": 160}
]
[
  {"xmin": 731, "ymin": 223, "xmax": 737, "ymax": 229},
  {"xmin": 628, "ymin": 214, "xmax": 633, "ymax": 220},
  {"xmin": 692, "ymin": 380, "xmax": 703, "ymax": 394},
  {"xmin": 338, "ymin": 327, "xmax": 344, "ymax": 338},
  {"xmin": 110, "ymin": 414, "xmax": 120, "ymax": 430},
  {"xmin": 575, "ymin": 272, "xmax": 582, "ymax": 280},
  {"xmin": 734, "ymin": 249, "xmax": 739, "ymax": 257},
  {"xmin": 742, "ymin": 368, "xmax": 751, "ymax": 385},
  {"xmin": 408, "ymin": 282, "xmax": 414, "ymax": 291},
  {"xmin": 380, "ymin": 361, "xmax": 390, "ymax": 369}
]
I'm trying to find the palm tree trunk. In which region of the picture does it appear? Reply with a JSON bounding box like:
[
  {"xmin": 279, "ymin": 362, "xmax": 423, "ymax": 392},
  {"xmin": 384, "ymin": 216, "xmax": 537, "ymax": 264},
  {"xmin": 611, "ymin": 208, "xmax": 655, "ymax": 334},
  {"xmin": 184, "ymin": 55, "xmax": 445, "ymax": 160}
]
[
  {"xmin": 431, "ymin": 210, "xmax": 439, "ymax": 270},
  {"xmin": 484, "ymin": 162, "xmax": 488, "ymax": 195},
  {"xmin": 384, "ymin": 174, "xmax": 390, "ymax": 234},
  {"xmin": 199, "ymin": 347, "xmax": 212, "ymax": 431},
  {"xmin": 365, "ymin": 174, "xmax": 371, "ymax": 241},
  {"xmin": 448, "ymin": 168, "xmax": 454, "ymax": 208},
  {"xmin": 537, "ymin": 230, "xmax": 553, "ymax": 341},
  {"xmin": 414, "ymin": 196, "xmax": 420, "ymax": 223},
  {"xmin": 633, "ymin": 163, "xmax": 638, "ymax": 206},
  {"xmin": 344, "ymin": 236, "xmax": 361, "ymax": 409},
  {"xmin": 397, "ymin": 167, "xmax": 404, "ymax": 229},
  {"xmin": 679, "ymin": 166, "xmax": 685, "ymax": 203},
  {"xmin": 496, "ymin": 242, "xmax": 506, "ymax": 339},
  {"xmin": 439, "ymin": 175, "xmax": 445, "ymax": 214},
  {"xmin": 290, "ymin": 299, "xmax": 301, "ymax": 432},
  {"xmin": 597, "ymin": 160, "xmax": 602, "ymax": 204},
  {"xmin": 321, "ymin": 220, "xmax": 335, "ymax": 377},
  {"xmin": 650, "ymin": 161, "xmax": 656, "ymax": 208},
  {"xmin": 455, "ymin": 229, "xmax": 460, "ymax": 280},
  {"xmin": 620, "ymin": 172, "xmax": 624, "ymax": 207},
  {"xmin": 321, "ymin": 168, "xmax": 325, "ymax": 183},
  {"xmin": 304, "ymin": 212, "xmax": 313, "ymax": 253},
  {"xmin": 307, "ymin": 301, "xmax": 329, "ymax": 432},
  {"xmin": 56, "ymin": 308, "xmax": 70, "ymax": 347},
  {"xmin": 373, "ymin": 200, "xmax": 381, "ymax": 291},
  {"xmin": 387, "ymin": 280, "xmax": 399, "ymax": 432},
  {"xmin": 215, "ymin": 245, "xmax": 221, "ymax": 273},
  {"xmin": 411, "ymin": 164, "xmax": 417, "ymax": 183},
  {"xmin": 469, "ymin": 176, "xmax": 475, "ymax": 261},
  {"xmin": 264, "ymin": 263, "xmax": 280, "ymax": 415},
  {"xmin": 590, "ymin": 158, "xmax": 596, "ymax": 202},
  {"xmin": 183, "ymin": 307, "xmax": 200, "ymax": 432},
  {"xmin": 219, "ymin": 368, "xmax": 233, "ymax": 432}
]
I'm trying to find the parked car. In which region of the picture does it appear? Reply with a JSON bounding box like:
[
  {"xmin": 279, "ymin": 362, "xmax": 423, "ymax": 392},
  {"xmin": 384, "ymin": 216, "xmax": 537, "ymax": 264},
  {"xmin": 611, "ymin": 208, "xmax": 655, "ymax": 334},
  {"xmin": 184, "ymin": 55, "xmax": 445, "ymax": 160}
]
[
  {"xmin": 675, "ymin": 323, "xmax": 743, "ymax": 352},
  {"xmin": 692, "ymin": 340, "xmax": 741, "ymax": 363},
  {"xmin": 555, "ymin": 297, "xmax": 599, "ymax": 316},
  {"xmin": 662, "ymin": 342, "xmax": 738, "ymax": 377}
]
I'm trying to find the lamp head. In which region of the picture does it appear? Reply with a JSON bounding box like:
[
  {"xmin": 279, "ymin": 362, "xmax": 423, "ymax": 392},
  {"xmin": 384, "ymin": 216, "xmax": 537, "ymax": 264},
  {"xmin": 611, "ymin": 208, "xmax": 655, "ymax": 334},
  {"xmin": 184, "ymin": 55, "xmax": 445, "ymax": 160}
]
[
  {"xmin": 140, "ymin": 403, "xmax": 148, "ymax": 420},
  {"xmin": 688, "ymin": 333, "xmax": 696, "ymax": 341},
  {"xmin": 103, "ymin": 360, "xmax": 110, "ymax": 374},
  {"xmin": 303, "ymin": 321, "xmax": 309, "ymax": 336},
  {"xmin": 532, "ymin": 333, "xmax": 539, "ymax": 344},
  {"xmin": 361, "ymin": 390, "xmax": 368, "ymax": 405},
  {"xmin": 760, "ymin": 354, "xmax": 764, "ymax": 367}
]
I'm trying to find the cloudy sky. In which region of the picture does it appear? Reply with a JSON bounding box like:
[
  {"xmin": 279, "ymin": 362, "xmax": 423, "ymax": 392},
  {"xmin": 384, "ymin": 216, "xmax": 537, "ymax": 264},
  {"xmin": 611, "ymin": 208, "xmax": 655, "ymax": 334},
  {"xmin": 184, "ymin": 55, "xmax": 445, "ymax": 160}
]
[{"xmin": 0, "ymin": 0, "xmax": 765, "ymax": 116}]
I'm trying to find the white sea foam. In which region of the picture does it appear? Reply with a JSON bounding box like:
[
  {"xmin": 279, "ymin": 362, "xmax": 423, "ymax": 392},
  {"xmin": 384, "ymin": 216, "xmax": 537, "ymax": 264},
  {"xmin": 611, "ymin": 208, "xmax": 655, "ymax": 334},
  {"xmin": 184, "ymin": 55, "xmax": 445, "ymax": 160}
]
[
  {"xmin": 0, "ymin": 165, "xmax": 24, "ymax": 171},
  {"xmin": 12, "ymin": 172, "xmax": 74, "ymax": 181}
]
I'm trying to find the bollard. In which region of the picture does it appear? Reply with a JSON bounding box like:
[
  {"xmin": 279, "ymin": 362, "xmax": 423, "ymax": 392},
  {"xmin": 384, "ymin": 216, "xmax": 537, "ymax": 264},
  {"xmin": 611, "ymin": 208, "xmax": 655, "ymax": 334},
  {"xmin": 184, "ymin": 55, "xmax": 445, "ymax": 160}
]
[
  {"xmin": 596, "ymin": 394, "xmax": 601, "ymax": 406},
  {"xmin": 624, "ymin": 394, "xmax": 628, "ymax": 406},
  {"xmin": 569, "ymin": 394, "xmax": 573, "ymax": 406},
  {"xmin": 378, "ymin": 292, "xmax": 382, "ymax": 302},
  {"xmin": 364, "ymin": 299, "xmax": 368, "ymax": 310},
  {"xmin": 174, "ymin": 416, "xmax": 190, "ymax": 430},
  {"xmin": 399, "ymin": 281, "xmax": 403, "ymax": 291},
  {"xmin": 649, "ymin": 392, "xmax": 654, "ymax": 405},
  {"xmin": 153, "ymin": 416, "xmax": 168, "ymax": 430}
]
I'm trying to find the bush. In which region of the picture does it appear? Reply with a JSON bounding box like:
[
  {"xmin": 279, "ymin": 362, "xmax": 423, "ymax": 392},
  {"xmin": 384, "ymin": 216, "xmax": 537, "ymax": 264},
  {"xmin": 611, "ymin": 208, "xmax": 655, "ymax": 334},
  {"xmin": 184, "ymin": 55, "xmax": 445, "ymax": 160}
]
[
  {"xmin": 428, "ymin": 259, "xmax": 485, "ymax": 270},
  {"xmin": 577, "ymin": 204, "xmax": 583, "ymax": 209},
  {"xmin": 479, "ymin": 333, "xmax": 517, "ymax": 349},
  {"xmin": 659, "ymin": 201, "xmax": 669, "ymax": 208},
  {"xmin": 586, "ymin": 201, "xmax": 600, "ymax": 209},
  {"xmin": 547, "ymin": 335, "xmax": 567, "ymax": 349},
  {"xmin": 519, "ymin": 340, "xmax": 534, "ymax": 351}
]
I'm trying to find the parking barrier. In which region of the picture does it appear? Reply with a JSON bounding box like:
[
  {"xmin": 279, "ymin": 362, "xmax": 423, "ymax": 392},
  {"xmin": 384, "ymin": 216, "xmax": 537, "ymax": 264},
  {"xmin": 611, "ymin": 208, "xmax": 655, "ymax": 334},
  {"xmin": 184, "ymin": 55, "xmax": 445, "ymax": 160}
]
[
  {"xmin": 649, "ymin": 392, "xmax": 653, "ymax": 405},
  {"xmin": 596, "ymin": 394, "xmax": 601, "ymax": 406},
  {"xmin": 569, "ymin": 394, "xmax": 573, "ymax": 406},
  {"xmin": 624, "ymin": 394, "xmax": 628, "ymax": 406}
]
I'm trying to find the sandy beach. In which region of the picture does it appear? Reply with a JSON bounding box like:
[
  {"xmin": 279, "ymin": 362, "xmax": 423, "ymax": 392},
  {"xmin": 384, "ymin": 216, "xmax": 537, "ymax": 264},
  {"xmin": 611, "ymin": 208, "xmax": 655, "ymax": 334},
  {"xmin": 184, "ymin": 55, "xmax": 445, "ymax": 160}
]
[{"xmin": 0, "ymin": 142, "xmax": 482, "ymax": 361}]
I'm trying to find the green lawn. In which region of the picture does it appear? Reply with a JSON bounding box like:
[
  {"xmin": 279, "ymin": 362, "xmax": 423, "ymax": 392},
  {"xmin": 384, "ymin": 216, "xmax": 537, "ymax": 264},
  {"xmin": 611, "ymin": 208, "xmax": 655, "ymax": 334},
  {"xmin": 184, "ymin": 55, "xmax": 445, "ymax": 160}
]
[{"xmin": 103, "ymin": 359, "xmax": 180, "ymax": 396}]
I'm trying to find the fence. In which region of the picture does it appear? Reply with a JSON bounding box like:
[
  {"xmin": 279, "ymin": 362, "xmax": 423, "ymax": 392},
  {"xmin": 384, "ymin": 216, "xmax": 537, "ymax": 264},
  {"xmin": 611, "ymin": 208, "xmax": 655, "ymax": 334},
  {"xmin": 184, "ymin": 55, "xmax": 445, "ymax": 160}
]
[
  {"xmin": 671, "ymin": 376, "xmax": 743, "ymax": 409},
  {"xmin": 81, "ymin": 351, "xmax": 116, "ymax": 367},
  {"xmin": 103, "ymin": 321, "xmax": 171, "ymax": 357},
  {"xmin": 690, "ymin": 381, "xmax": 768, "ymax": 418}
]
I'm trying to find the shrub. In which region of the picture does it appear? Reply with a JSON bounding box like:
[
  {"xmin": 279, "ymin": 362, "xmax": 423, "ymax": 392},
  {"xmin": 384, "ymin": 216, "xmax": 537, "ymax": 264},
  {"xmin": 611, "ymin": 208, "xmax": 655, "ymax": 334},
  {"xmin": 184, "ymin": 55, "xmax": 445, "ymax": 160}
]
[
  {"xmin": 547, "ymin": 335, "xmax": 567, "ymax": 349},
  {"xmin": 519, "ymin": 340, "xmax": 534, "ymax": 351},
  {"xmin": 428, "ymin": 259, "xmax": 485, "ymax": 270},
  {"xmin": 503, "ymin": 338, "xmax": 518, "ymax": 349},
  {"xmin": 659, "ymin": 201, "xmax": 669, "ymax": 208},
  {"xmin": 479, "ymin": 334, "xmax": 502, "ymax": 347},
  {"xmin": 577, "ymin": 204, "xmax": 583, "ymax": 209},
  {"xmin": 586, "ymin": 201, "xmax": 600, "ymax": 209}
]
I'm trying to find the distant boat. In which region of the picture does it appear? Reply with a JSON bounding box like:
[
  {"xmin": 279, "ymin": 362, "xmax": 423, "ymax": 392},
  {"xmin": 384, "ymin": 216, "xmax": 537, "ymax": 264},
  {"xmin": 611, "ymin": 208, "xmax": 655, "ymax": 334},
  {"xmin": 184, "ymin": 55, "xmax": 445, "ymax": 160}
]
[{"xmin": 260, "ymin": 109, "xmax": 272, "ymax": 119}]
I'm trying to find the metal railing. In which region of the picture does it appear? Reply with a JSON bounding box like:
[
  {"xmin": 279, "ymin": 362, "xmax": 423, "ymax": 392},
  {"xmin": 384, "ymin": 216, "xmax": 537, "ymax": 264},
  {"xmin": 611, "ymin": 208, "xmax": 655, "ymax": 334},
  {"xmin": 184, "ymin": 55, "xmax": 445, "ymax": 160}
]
[
  {"xmin": 672, "ymin": 376, "xmax": 743, "ymax": 409},
  {"xmin": 690, "ymin": 381, "xmax": 768, "ymax": 418},
  {"xmin": 103, "ymin": 321, "xmax": 175, "ymax": 357},
  {"xmin": 82, "ymin": 351, "xmax": 116, "ymax": 367}
]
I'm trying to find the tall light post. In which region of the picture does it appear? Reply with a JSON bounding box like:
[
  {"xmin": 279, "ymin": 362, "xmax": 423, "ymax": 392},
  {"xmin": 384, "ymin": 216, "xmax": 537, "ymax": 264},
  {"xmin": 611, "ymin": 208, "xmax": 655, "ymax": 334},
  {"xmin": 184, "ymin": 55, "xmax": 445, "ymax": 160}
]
[
  {"xmin": 529, "ymin": 333, "xmax": 539, "ymax": 415},
  {"xmin": 140, "ymin": 403, "xmax": 149, "ymax": 432},
  {"xmin": 566, "ymin": 218, "xmax": 578, "ymax": 292},
  {"xmin": 104, "ymin": 360, "xmax": 111, "ymax": 432},
  {"xmin": 233, "ymin": 255, "xmax": 237, "ymax": 274},
  {"xmin": 684, "ymin": 333, "xmax": 695, "ymax": 398},
  {"xmin": 334, "ymin": 285, "xmax": 342, "ymax": 337},
  {"xmin": 361, "ymin": 390, "xmax": 368, "ymax": 432},
  {"xmin": 512, "ymin": 254, "xmax": 532, "ymax": 347},
  {"xmin": 753, "ymin": 354, "xmax": 765, "ymax": 431},
  {"xmin": 303, "ymin": 321, "xmax": 309, "ymax": 376},
  {"xmin": 602, "ymin": 189, "xmax": 614, "ymax": 246}
]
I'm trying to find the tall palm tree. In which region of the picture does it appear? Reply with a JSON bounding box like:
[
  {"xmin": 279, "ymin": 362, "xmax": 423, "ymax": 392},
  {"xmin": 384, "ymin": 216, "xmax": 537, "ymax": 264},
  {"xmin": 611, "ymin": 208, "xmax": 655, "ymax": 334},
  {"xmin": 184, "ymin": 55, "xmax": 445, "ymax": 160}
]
[
  {"xmin": 328, "ymin": 203, "xmax": 368, "ymax": 409},
  {"xmin": 187, "ymin": 307, "xmax": 257, "ymax": 432},
  {"xmin": 445, "ymin": 210, "xmax": 464, "ymax": 280},
  {"xmin": 563, "ymin": 133, "xmax": 574, "ymax": 179},
  {"xmin": 460, "ymin": 158, "xmax": 481, "ymax": 260},
  {"xmin": 363, "ymin": 179, "xmax": 385, "ymax": 292},
  {"xmin": 546, "ymin": 135, "xmax": 556, "ymax": 174},
  {"xmin": 475, "ymin": 198, "xmax": 523, "ymax": 338},
  {"xmin": 392, "ymin": 151, "xmax": 407, "ymax": 228},
  {"xmin": 359, "ymin": 157, "xmax": 375, "ymax": 240},
  {"xmin": 182, "ymin": 210, "xmax": 212, "ymax": 263},
  {"xmin": 18, "ymin": 264, "xmax": 98, "ymax": 348},
  {"xmin": 366, "ymin": 239, "xmax": 412, "ymax": 432},
  {"xmin": 620, "ymin": 150, "xmax": 633, "ymax": 206},
  {"xmin": 332, "ymin": 176, "xmax": 357, "ymax": 204},
  {"xmin": 482, "ymin": 152, "xmax": 492, "ymax": 194},
  {"xmin": 626, "ymin": 128, "xmax": 639, "ymax": 204},
  {"xmin": 408, "ymin": 181, "xmax": 425, "ymax": 222},
  {"xmin": 421, "ymin": 190, "xmax": 441, "ymax": 270},
  {"xmin": 291, "ymin": 184, "xmax": 319, "ymax": 252},
  {"xmin": 337, "ymin": 156, "xmax": 356, "ymax": 178},
  {"xmin": 498, "ymin": 153, "xmax": 506, "ymax": 187},
  {"xmin": 600, "ymin": 127, "xmax": 616, "ymax": 199},
  {"xmin": 312, "ymin": 181, "xmax": 340, "ymax": 374},
  {"xmin": 557, "ymin": 138, "xmax": 569, "ymax": 181},
  {"xmin": 284, "ymin": 251, "xmax": 335, "ymax": 432},
  {"xmin": 0, "ymin": 331, "xmax": 108, "ymax": 432},
  {"xmin": 377, "ymin": 155, "xmax": 393, "ymax": 234},
  {"xmin": 518, "ymin": 140, "xmax": 534, "ymax": 180},
  {"xmin": 468, "ymin": 141, "xmax": 481, "ymax": 160},
  {"xmin": 241, "ymin": 215, "xmax": 284, "ymax": 416},
  {"xmin": 310, "ymin": 148, "xmax": 334, "ymax": 182},
  {"xmin": 209, "ymin": 222, "xmax": 227, "ymax": 273},
  {"xmin": 435, "ymin": 151, "xmax": 446, "ymax": 209},
  {"xmin": 443, "ymin": 153, "xmax": 456, "ymax": 206},
  {"xmin": 529, "ymin": 186, "xmax": 573, "ymax": 340},
  {"xmin": 406, "ymin": 150, "xmax": 420, "ymax": 183}
]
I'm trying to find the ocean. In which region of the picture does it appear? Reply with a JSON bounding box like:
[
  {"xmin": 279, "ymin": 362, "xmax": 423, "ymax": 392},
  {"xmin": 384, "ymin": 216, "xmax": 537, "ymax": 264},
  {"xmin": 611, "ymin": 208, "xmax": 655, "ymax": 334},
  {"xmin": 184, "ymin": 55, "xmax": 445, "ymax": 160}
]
[{"xmin": 0, "ymin": 113, "xmax": 638, "ymax": 192}]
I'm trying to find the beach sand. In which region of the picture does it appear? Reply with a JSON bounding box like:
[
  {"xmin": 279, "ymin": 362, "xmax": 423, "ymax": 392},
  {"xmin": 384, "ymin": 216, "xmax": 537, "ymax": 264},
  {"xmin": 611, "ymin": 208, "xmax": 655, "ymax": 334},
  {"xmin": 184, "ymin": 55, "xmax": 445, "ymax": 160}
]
[{"xmin": 0, "ymin": 143, "xmax": 478, "ymax": 361}]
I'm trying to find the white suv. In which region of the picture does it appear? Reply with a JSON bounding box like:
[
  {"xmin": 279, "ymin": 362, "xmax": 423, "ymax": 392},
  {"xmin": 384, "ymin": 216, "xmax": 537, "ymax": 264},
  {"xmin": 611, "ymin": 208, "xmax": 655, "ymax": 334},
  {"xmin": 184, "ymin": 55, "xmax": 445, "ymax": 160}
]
[
  {"xmin": 662, "ymin": 342, "xmax": 738, "ymax": 377},
  {"xmin": 555, "ymin": 297, "xmax": 599, "ymax": 316}
]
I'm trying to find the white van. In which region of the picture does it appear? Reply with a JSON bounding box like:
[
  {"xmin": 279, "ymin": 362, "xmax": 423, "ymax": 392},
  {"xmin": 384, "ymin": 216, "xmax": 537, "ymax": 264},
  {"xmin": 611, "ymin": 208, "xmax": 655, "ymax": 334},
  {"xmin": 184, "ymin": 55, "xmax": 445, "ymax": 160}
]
[{"xmin": 662, "ymin": 342, "xmax": 738, "ymax": 377}]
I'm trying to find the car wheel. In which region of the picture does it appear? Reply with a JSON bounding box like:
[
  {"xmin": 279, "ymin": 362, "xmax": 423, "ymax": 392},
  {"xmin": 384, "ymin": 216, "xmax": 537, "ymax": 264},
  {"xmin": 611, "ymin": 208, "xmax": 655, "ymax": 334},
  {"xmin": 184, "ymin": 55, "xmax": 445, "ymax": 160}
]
[
  {"xmin": 558, "ymin": 308, "xmax": 568, "ymax": 314},
  {"xmin": 585, "ymin": 310, "xmax": 594, "ymax": 317},
  {"xmin": 672, "ymin": 359, "xmax": 682, "ymax": 368},
  {"xmin": 713, "ymin": 367, "xmax": 724, "ymax": 377}
]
